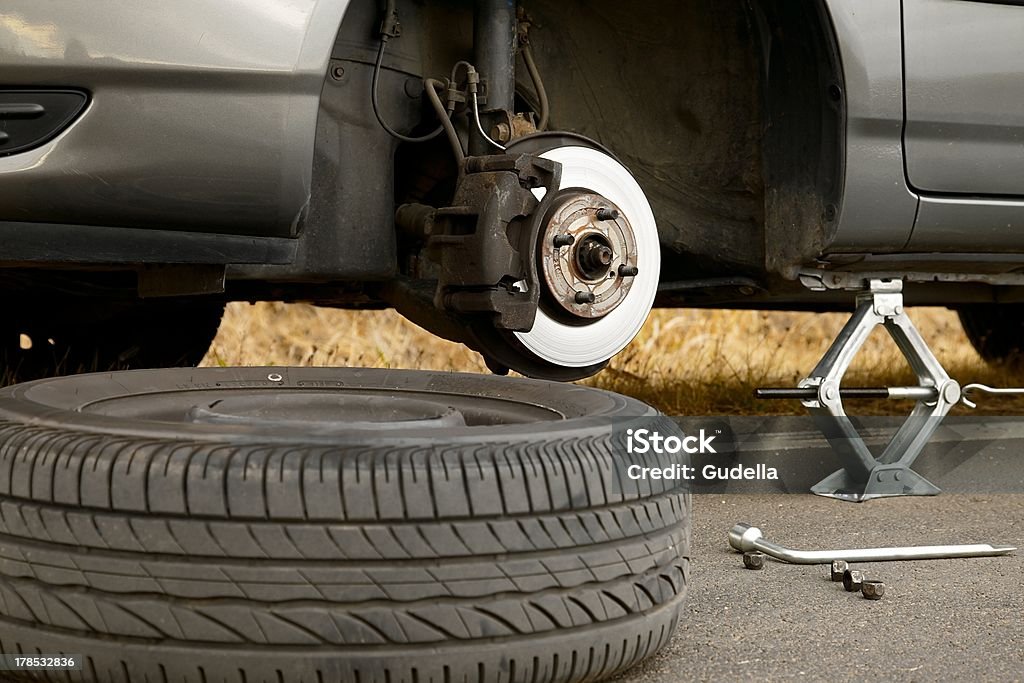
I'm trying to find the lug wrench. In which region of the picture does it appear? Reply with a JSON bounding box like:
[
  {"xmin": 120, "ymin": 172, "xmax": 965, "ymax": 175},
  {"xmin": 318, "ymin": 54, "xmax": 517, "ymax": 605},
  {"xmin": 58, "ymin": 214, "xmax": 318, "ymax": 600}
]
[{"xmin": 729, "ymin": 523, "xmax": 1016, "ymax": 564}]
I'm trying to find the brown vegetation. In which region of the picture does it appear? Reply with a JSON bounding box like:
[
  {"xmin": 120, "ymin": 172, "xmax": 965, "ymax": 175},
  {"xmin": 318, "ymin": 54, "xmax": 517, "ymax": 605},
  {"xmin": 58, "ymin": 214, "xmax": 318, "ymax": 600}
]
[{"xmin": 204, "ymin": 303, "xmax": 1024, "ymax": 415}]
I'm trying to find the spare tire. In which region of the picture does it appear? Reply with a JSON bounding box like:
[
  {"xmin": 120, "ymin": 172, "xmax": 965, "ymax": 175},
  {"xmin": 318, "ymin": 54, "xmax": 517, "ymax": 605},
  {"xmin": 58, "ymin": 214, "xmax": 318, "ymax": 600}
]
[{"xmin": 0, "ymin": 367, "xmax": 690, "ymax": 683}]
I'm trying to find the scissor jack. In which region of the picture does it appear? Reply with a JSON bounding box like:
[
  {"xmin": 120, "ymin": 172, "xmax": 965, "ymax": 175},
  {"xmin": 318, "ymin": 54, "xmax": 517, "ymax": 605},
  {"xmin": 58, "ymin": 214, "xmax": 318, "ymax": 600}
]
[{"xmin": 756, "ymin": 278, "xmax": 1019, "ymax": 501}]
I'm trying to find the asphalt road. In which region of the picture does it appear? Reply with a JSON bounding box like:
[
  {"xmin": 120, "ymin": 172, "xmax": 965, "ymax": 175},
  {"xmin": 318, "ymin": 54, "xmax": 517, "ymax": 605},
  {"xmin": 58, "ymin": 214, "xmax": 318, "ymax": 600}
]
[{"xmin": 614, "ymin": 492, "xmax": 1024, "ymax": 681}]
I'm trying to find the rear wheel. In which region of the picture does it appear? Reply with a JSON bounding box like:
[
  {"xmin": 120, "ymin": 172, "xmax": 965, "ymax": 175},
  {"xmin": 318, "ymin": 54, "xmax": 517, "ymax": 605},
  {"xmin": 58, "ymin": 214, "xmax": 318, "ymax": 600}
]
[
  {"xmin": 0, "ymin": 367, "xmax": 690, "ymax": 683},
  {"xmin": 958, "ymin": 305, "xmax": 1024, "ymax": 366},
  {"xmin": 0, "ymin": 297, "xmax": 224, "ymax": 382}
]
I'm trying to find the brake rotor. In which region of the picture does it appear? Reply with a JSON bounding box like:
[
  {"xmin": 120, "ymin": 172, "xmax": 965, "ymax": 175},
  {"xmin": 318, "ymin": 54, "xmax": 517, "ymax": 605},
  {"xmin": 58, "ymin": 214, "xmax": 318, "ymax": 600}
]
[{"xmin": 470, "ymin": 134, "xmax": 660, "ymax": 380}]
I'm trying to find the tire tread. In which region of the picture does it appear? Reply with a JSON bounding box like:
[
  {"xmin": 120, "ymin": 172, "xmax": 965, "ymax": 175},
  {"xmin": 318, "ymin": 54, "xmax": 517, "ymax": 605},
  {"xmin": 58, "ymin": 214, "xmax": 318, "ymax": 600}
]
[{"xmin": 0, "ymin": 373, "xmax": 689, "ymax": 683}]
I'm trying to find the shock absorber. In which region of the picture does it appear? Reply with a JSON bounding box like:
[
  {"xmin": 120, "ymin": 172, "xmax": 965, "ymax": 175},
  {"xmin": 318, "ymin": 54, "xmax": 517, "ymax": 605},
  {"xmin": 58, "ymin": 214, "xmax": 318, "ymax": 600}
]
[{"xmin": 471, "ymin": 0, "xmax": 517, "ymax": 155}]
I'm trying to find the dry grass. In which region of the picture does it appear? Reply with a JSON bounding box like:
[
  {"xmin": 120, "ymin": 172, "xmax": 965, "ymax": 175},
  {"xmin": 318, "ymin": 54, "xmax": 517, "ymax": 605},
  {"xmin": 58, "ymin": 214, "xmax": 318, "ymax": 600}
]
[{"xmin": 204, "ymin": 303, "xmax": 1024, "ymax": 415}]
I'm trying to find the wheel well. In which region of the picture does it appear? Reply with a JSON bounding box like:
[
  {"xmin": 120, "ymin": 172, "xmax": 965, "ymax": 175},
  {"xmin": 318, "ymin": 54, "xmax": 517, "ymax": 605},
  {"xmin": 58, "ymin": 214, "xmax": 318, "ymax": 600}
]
[
  {"xmin": 278, "ymin": 0, "xmax": 842, "ymax": 302},
  {"xmin": 518, "ymin": 0, "xmax": 842, "ymax": 280}
]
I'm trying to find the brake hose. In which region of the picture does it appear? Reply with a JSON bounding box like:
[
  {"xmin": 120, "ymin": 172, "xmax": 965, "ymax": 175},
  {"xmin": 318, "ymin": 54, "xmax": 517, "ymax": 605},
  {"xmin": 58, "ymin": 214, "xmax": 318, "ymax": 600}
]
[
  {"xmin": 520, "ymin": 43, "xmax": 549, "ymax": 131},
  {"xmin": 424, "ymin": 78, "xmax": 465, "ymax": 164}
]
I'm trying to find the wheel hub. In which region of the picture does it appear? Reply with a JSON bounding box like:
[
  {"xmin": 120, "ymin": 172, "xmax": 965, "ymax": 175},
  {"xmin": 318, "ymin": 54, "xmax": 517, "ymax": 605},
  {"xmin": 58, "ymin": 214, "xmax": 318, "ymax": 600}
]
[{"xmin": 539, "ymin": 191, "xmax": 639, "ymax": 321}]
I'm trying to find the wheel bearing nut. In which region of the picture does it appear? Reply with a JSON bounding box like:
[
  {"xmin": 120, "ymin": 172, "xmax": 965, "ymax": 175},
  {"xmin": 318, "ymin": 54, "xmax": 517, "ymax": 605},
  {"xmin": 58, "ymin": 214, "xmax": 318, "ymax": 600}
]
[
  {"xmin": 742, "ymin": 551, "xmax": 766, "ymax": 570},
  {"xmin": 861, "ymin": 580, "xmax": 886, "ymax": 600},
  {"xmin": 842, "ymin": 569, "xmax": 865, "ymax": 592},
  {"xmin": 830, "ymin": 559, "xmax": 849, "ymax": 582}
]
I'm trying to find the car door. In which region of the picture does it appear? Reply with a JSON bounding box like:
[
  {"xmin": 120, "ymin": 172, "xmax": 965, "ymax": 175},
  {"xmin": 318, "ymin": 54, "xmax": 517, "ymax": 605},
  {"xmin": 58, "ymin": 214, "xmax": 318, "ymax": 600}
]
[
  {"xmin": 903, "ymin": 0, "xmax": 1024, "ymax": 196},
  {"xmin": 902, "ymin": 0, "xmax": 1024, "ymax": 250}
]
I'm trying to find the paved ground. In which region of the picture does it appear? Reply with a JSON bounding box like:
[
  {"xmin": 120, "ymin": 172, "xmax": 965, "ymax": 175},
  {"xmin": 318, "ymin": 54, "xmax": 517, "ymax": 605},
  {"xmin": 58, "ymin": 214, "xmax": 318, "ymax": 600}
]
[
  {"xmin": 614, "ymin": 492, "xmax": 1023, "ymax": 681},
  {"xmin": 612, "ymin": 418, "xmax": 1024, "ymax": 681}
]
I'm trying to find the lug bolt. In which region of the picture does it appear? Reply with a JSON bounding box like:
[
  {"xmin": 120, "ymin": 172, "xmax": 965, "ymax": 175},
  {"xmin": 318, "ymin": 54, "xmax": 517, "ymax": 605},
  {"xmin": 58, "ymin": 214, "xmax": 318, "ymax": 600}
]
[
  {"xmin": 842, "ymin": 569, "xmax": 865, "ymax": 592},
  {"xmin": 553, "ymin": 234, "xmax": 575, "ymax": 248},
  {"xmin": 861, "ymin": 580, "xmax": 886, "ymax": 600},
  {"xmin": 574, "ymin": 291, "xmax": 595, "ymax": 304},
  {"xmin": 618, "ymin": 264, "xmax": 639, "ymax": 277},
  {"xmin": 830, "ymin": 560, "xmax": 849, "ymax": 582},
  {"xmin": 595, "ymin": 207, "xmax": 620, "ymax": 221},
  {"xmin": 742, "ymin": 551, "xmax": 765, "ymax": 570}
]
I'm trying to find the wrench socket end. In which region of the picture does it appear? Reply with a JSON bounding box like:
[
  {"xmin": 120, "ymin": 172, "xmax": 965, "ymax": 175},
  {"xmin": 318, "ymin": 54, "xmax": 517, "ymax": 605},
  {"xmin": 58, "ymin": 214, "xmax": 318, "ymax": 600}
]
[{"xmin": 728, "ymin": 523, "xmax": 763, "ymax": 552}]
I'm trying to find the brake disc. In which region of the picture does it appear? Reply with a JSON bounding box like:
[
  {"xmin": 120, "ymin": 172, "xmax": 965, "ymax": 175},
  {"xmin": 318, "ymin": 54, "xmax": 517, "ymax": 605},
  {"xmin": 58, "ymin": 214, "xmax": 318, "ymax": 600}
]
[{"xmin": 471, "ymin": 133, "xmax": 661, "ymax": 380}]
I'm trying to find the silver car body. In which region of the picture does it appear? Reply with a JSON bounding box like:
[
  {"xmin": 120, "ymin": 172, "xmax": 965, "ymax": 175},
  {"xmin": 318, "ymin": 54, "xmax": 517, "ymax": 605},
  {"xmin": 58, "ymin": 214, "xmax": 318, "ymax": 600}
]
[
  {"xmin": 2, "ymin": 0, "xmax": 1024, "ymax": 291},
  {"xmin": 830, "ymin": 0, "xmax": 1024, "ymax": 255},
  {"xmin": 0, "ymin": 1, "xmax": 350, "ymax": 237}
]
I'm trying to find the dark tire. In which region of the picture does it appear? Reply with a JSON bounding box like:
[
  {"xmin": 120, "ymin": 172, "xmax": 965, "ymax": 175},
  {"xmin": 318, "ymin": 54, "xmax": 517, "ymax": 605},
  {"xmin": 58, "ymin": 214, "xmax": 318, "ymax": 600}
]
[
  {"xmin": 0, "ymin": 367, "xmax": 690, "ymax": 683},
  {"xmin": 0, "ymin": 298, "xmax": 224, "ymax": 382},
  {"xmin": 958, "ymin": 305, "xmax": 1024, "ymax": 366}
]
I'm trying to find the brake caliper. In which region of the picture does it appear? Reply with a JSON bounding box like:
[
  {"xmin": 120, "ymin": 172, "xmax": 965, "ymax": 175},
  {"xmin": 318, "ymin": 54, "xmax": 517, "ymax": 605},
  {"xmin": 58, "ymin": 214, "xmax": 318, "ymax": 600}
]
[{"xmin": 399, "ymin": 153, "xmax": 560, "ymax": 332}]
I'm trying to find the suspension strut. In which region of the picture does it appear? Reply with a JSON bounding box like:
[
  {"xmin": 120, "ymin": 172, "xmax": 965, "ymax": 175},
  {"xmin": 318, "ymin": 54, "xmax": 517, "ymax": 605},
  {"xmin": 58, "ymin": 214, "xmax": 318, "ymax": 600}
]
[{"xmin": 471, "ymin": 0, "xmax": 517, "ymax": 155}]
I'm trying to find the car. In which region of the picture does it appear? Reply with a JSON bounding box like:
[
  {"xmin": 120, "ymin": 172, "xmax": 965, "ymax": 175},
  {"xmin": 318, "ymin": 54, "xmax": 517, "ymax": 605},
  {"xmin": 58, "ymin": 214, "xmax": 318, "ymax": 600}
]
[
  {"xmin": 1, "ymin": 1, "xmax": 1022, "ymax": 681},
  {"xmin": 5, "ymin": 0, "xmax": 1024, "ymax": 383}
]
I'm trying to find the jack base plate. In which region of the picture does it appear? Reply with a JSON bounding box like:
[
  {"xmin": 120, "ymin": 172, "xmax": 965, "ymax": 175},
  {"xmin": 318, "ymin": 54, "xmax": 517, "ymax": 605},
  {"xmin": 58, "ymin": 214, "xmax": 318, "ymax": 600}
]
[{"xmin": 811, "ymin": 466, "xmax": 941, "ymax": 502}]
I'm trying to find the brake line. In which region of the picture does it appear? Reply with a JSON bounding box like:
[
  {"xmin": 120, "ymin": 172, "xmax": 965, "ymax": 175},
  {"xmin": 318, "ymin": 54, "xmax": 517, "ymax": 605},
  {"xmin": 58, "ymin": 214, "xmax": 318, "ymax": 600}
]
[
  {"xmin": 520, "ymin": 42, "xmax": 549, "ymax": 131},
  {"xmin": 423, "ymin": 78, "xmax": 465, "ymax": 164},
  {"xmin": 371, "ymin": 36, "xmax": 447, "ymax": 144}
]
